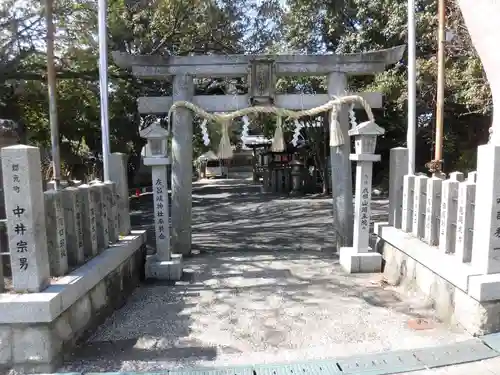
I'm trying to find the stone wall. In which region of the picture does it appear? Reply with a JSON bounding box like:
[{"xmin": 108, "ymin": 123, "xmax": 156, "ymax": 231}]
[
  {"xmin": 378, "ymin": 236, "xmax": 500, "ymax": 335},
  {"xmin": 376, "ymin": 145, "xmax": 500, "ymax": 335},
  {"xmin": 0, "ymin": 241, "xmax": 146, "ymax": 373},
  {"xmin": 0, "ymin": 144, "xmax": 145, "ymax": 373}
]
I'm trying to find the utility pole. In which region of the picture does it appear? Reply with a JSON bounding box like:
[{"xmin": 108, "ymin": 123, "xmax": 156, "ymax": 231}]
[
  {"xmin": 434, "ymin": 0, "xmax": 446, "ymax": 173},
  {"xmin": 45, "ymin": 0, "xmax": 62, "ymax": 189},
  {"xmin": 98, "ymin": 0, "xmax": 111, "ymax": 181},
  {"xmin": 407, "ymin": 0, "xmax": 416, "ymax": 175}
]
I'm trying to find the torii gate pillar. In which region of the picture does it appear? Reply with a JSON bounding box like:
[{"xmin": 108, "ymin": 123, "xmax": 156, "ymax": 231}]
[
  {"xmin": 328, "ymin": 73, "xmax": 354, "ymax": 249},
  {"xmin": 171, "ymin": 75, "xmax": 194, "ymax": 255}
]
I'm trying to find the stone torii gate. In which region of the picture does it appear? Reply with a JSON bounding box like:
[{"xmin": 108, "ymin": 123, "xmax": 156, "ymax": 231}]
[{"xmin": 113, "ymin": 46, "xmax": 404, "ymax": 255}]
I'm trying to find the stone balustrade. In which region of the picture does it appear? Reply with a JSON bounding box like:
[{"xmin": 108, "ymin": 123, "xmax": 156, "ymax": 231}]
[
  {"xmin": 0, "ymin": 146, "xmax": 131, "ymax": 293},
  {"xmin": 0, "ymin": 146, "xmax": 145, "ymax": 372},
  {"xmin": 396, "ymin": 169, "xmax": 477, "ymax": 262},
  {"xmin": 377, "ymin": 145, "xmax": 500, "ymax": 335},
  {"xmin": 388, "ymin": 148, "xmax": 480, "ymax": 268}
]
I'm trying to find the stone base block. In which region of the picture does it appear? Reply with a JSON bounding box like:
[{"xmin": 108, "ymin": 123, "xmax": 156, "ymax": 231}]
[
  {"xmin": 376, "ymin": 222, "xmax": 500, "ymax": 335},
  {"xmin": 468, "ymin": 274, "xmax": 500, "ymax": 302},
  {"xmin": 146, "ymin": 254, "xmax": 183, "ymax": 281},
  {"xmin": 339, "ymin": 247, "xmax": 382, "ymax": 273},
  {"xmin": 0, "ymin": 230, "xmax": 146, "ymax": 374}
]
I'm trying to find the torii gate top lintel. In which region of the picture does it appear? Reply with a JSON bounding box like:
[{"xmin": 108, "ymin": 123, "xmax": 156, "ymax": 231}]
[{"xmin": 111, "ymin": 45, "xmax": 405, "ymax": 78}]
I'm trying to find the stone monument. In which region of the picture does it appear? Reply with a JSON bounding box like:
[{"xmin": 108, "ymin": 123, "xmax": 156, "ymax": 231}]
[
  {"xmin": 0, "ymin": 119, "xmax": 19, "ymax": 290},
  {"xmin": 1, "ymin": 145, "xmax": 51, "ymax": 292},
  {"xmin": 340, "ymin": 121, "xmax": 385, "ymax": 273},
  {"xmin": 140, "ymin": 121, "xmax": 182, "ymax": 280}
]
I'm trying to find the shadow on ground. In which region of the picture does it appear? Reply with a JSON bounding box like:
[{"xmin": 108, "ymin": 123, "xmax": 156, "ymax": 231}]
[
  {"xmin": 60, "ymin": 179, "xmax": 467, "ymax": 373},
  {"xmin": 129, "ymin": 178, "xmax": 389, "ymax": 254}
]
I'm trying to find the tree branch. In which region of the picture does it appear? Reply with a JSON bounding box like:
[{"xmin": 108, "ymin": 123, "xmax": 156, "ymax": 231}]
[{"xmin": 1, "ymin": 69, "xmax": 135, "ymax": 81}]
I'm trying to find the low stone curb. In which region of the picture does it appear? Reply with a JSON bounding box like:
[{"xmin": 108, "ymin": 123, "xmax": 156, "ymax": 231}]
[{"xmin": 44, "ymin": 337, "xmax": 500, "ymax": 375}]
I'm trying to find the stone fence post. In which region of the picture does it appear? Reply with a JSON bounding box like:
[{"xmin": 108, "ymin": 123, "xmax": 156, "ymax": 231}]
[
  {"xmin": 104, "ymin": 181, "xmax": 119, "ymax": 243},
  {"xmin": 89, "ymin": 181, "xmax": 109, "ymax": 251},
  {"xmin": 61, "ymin": 187, "xmax": 85, "ymax": 266},
  {"xmin": 388, "ymin": 147, "xmax": 408, "ymax": 228},
  {"xmin": 78, "ymin": 184, "xmax": 98, "ymax": 258},
  {"xmin": 110, "ymin": 152, "xmax": 131, "ymax": 235},
  {"xmin": 44, "ymin": 190, "xmax": 68, "ymax": 276},
  {"xmin": 471, "ymin": 144, "xmax": 500, "ymax": 274},
  {"xmin": 1, "ymin": 145, "xmax": 50, "ymax": 292},
  {"xmin": 0, "ymin": 124, "xmax": 19, "ymax": 291},
  {"xmin": 439, "ymin": 172, "xmax": 465, "ymax": 254}
]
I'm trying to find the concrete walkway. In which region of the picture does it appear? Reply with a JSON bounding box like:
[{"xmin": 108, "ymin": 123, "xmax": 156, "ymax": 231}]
[{"xmin": 57, "ymin": 178, "xmax": 490, "ymax": 374}]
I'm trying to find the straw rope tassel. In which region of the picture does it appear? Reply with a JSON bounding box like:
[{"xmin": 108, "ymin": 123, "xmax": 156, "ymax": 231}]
[
  {"xmin": 218, "ymin": 120, "xmax": 233, "ymax": 159},
  {"xmin": 166, "ymin": 95, "xmax": 376, "ymax": 150},
  {"xmin": 271, "ymin": 116, "xmax": 285, "ymax": 152},
  {"xmin": 329, "ymin": 105, "xmax": 345, "ymax": 147}
]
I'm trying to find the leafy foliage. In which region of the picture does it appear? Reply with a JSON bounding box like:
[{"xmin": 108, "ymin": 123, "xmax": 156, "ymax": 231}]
[
  {"xmin": 0, "ymin": 0, "xmax": 492, "ymax": 185},
  {"xmin": 285, "ymin": 0, "xmax": 490, "ymax": 177}
]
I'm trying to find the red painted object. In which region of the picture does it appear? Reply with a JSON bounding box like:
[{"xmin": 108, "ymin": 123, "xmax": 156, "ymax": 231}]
[{"xmin": 135, "ymin": 188, "xmax": 140, "ymax": 197}]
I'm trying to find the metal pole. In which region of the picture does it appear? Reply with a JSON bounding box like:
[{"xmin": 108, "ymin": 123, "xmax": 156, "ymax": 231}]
[
  {"xmin": 98, "ymin": 0, "xmax": 111, "ymax": 181},
  {"xmin": 407, "ymin": 0, "xmax": 416, "ymax": 175},
  {"xmin": 435, "ymin": 0, "xmax": 446, "ymax": 172},
  {"xmin": 45, "ymin": 0, "xmax": 61, "ymax": 189}
]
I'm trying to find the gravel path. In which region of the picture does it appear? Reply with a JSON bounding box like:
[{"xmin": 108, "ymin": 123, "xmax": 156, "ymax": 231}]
[{"xmin": 59, "ymin": 178, "xmax": 471, "ymax": 373}]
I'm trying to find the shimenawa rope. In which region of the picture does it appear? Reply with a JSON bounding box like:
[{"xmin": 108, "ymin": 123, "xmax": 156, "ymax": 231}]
[{"xmin": 167, "ymin": 95, "xmax": 374, "ymax": 159}]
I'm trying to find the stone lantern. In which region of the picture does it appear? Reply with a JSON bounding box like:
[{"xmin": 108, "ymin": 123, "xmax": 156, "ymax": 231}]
[
  {"xmin": 350, "ymin": 121, "xmax": 384, "ymax": 156},
  {"xmin": 139, "ymin": 121, "xmax": 182, "ymax": 280},
  {"xmin": 340, "ymin": 121, "xmax": 385, "ymax": 274},
  {"xmin": 139, "ymin": 121, "xmax": 170, "ymax": 165},
  {"xmin": 290, "ymin": 159, "xmax": 304, "ymax": 196}
]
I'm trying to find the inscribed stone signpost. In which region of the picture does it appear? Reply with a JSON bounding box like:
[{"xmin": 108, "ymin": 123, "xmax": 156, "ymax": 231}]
[
  {"xmin": 152, "ymin": 168, "xmax": 170, "ymax": 256},
  {"xmin": 412, "ymin": 175, "xmax": 427, "ymax": 239},
  {"xmin": 472, "ymin": 145, "xmax": 500, "ymax": 273},
  {"xmin": 99, "ymin": 183, "xmax": 111, "ymax": 248},
  {"xmin": 402, "ymin": 175, "xmax": 415, "ymax": 233},
  {"xmin": 140, "ymin": 122, "xmax": 182, "ymax": 281},
  {"xmin": 62, "ymin": 187, "xmax": 85, "ymax": 266},
  {"xmin": 440, "ymin": 172, "xmax": 464, "ymax": 254},
  {"xmin": 109, "ymin": 152, "xmax": 131, "ymax": 236},
  {"xmin": 74, "ymin": 187, "xmax": 85, "ymax": 262},
  {"xmin": 455, "ymin": 176, "xmax": 475, "ymax": 263},
  {"xmin": 79, "ymin": 184, "xmax": 98, "ymax": 258},
  {"xmin": 424, "ymin": 177, "xmax": 443, "ymax": 246},
  {"xmin": 340, "ymin": 121, "xmax": 384, "ymax": 273},
  {"xmin": 44, "ymin": 190, "xmax": 68, "ymax": 276},
  {"xmin": 388, "ymin": 148, "xmax": 409, "ymax": 229},
  {"xmin": 2, "ymin": 145, "xmax": 50, "ymax": 292},
  {"xmin": 104, "ymin": 181, "xmax": 119, "ymax": 243},
  {"xmin": 75, "ymin": 189, "xmax": 85, "ymax": 255},
  {"xmin": 90, "ymin": 182, "xmax": 109, "ymax": 251}
]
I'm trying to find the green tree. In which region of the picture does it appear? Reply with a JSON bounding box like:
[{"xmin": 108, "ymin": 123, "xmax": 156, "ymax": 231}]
[
  {"xmin": 283, "ymin": 0, "xmax": 491, "ymax": 181},
  {"xmin": 0, "ymin": 0, "xmax": 284, "ymax": 183}
]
